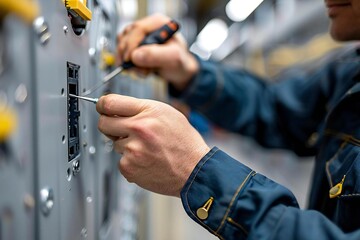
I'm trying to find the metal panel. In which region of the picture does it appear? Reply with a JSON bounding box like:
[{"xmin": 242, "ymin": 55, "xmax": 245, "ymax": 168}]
[
  {"xmin": 0, "ymin": 0, "xmax": 168, "ymax": 239},
  {"xmin": 0, "ymin": 15, "xmax": 36, "ymax": 240},
  {"xmin": 32, "ymin": 1, "xmax": 96, "ymax": 239}
]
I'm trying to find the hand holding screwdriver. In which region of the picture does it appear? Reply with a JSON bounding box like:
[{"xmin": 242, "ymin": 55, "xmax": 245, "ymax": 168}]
[
  {"xmin": 82, "ymin": 18, "xmax": 180, "ymax": 96},
  {"xmin": 117, "ymin": 14, "xmax": 199, "ymax": 92}
]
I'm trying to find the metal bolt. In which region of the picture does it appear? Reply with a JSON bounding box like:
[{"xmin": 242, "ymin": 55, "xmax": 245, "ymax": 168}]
[
  {"xmin": 14, "ymin": 84, "xmax": 28, "ymax": 103},
  {"xmin": 81, "ymin": 228, "xmax": 88, "ymax": 238},
  {"xmin": 72, "ymin": 160, "xmax": 81, "ymax": 175},
  {"xmin": 98, "ymin": 36, "xmax": 109, "ymax": 48},
  {"xmin": 88, "ymin": 48, "xmax": 96, "ymax": 64},
  {"xmin": 63, "ymin": 25, "xmax": 69, "ymax": 34},
  {"xmin": 40, "ymin": 188, "xmax": 54, "ymax": 216},
  {"xmin": 33, "ymin": 17, "xmax": 51, "ymax": 45},
  {"xmin": 86, "ymin": 192, "xmax": 93, "ymax": 203},
  {"xmin": 105, "ymin": 142, "xmax": 113, "ymax": 153},
  {"xmin": 83, "ymin": 141, "xmax": 88, "ymax": 148},
  {"xmin": 86, "ymin": 196, "xmax": 93, "ymax": 203},
  {"xmin": 89, "ymin": 146, "xmax": 96, "ymax": 155}
]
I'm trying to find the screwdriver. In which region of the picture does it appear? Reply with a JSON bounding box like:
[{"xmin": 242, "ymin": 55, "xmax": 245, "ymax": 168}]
[
  {"xmin": 82, "ymin": 19, "xmax": 180, "ymax": 96},
  {"xmin": 69, "ymin": 94, "xmax": 98, "ymax": 104}
]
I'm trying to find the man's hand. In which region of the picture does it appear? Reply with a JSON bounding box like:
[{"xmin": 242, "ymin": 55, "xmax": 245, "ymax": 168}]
[
  {"xmin": 117, "ymin": 13, "xmax": 199, "ymax": 91},
  {"xmin": 96, "ymin": 94, "xmax": 210, "ymax": 197}
]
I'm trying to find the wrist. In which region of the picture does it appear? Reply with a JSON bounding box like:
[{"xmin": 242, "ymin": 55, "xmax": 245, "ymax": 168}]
[
  {"xmin": 173, "ymin": 52, "xmax": 199, "ymax": 91},
  {"xmin": 176, "ymin": 144, "xmax": 211, "ymax": 197}
]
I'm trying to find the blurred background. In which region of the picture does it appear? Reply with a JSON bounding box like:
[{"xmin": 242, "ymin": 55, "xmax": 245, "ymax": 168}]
[{"xmin": 0, "ymin": 0, "xmax": 353, "ymax": 239}]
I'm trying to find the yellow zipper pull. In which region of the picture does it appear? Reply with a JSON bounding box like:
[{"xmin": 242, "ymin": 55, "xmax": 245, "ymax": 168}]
[
  {"xmin": 329, "ymin": 175, "xmax": 346, "ymax": 199},
  {"xmin": 196, "ymin": 197, "xmax": 214, "ymax": 220}
]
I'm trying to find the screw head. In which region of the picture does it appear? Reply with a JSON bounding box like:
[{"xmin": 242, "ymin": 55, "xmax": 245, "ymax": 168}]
[
  {"xmin": 14, "ymin": 84, "xmax": 28, "ymax": 103},
  {"xmin": 81, "ymin": 228, "xmax": 88, "ymax": 238},
  {"xmin": 40, "ymin": 188, "xmax": 54, "ymax": 216},
  {"xmin": 72, "ymin": 160, "xmax": 81, "ymax": 175},
  {"xmin": 33, "ymin": 16, "xmax": 51, "ymax": 45},
  {"xmin": 63, "ymin": 25, "xmax": 69, "ymax": 34},
  {"xmin": 89, "ymin": 146, "xmax": 96, "ymax": 155}
]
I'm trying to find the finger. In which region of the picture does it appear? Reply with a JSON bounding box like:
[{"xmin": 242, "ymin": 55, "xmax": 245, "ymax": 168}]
[
  {"xmin": 118, "ymin": 25, "xmax": 136, "ymax": 62},
  {"xmin": 98, "ymin": 114, "xmax": 130, "ymax": 137},
  {"xmin": 136, "ymin": 13, "xmax": 171, "ymax": 32},
  {"xmin": 122, "ymin": 27, "xmax": 147, "ymax": 62},
  {"xmin": 119, "ymin": 14, "xmax": 171, "ymax": 62},
  {"xmin": 131, "ymin": 40, "xmax": 180, "ymax": 68},
  {"xmin": 113, "ymin": 137, "xmax": 130, "ymax": 154},
  {"xmin": 117, "ymin": 35, "xmax": 123, "ymax": 63},
  {"xmin": 96, "ymin": 94, "xmax": 146, "ymax": 117}
]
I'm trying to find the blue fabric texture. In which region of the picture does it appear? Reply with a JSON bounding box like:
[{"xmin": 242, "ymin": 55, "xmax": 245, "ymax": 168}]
[{"xmin": 175, "ymin": 46, "xmax": 360, "ymax": 239}]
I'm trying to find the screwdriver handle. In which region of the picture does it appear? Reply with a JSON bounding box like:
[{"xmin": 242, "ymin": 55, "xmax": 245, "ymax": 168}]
[{"xmin": 121, "ymin": 20, "xmax": 180, "ymax": 70}]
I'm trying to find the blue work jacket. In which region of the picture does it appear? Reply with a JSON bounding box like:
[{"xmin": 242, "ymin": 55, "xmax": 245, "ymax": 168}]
[{"xmin": 172, "ymin": 46, "xmax": 360, "ymax": 239}]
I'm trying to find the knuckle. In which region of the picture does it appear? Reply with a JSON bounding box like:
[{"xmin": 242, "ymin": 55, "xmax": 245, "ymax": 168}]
[
  {"xmin": 113, "ymin": 141, "xmax": 123, "ymax": 154},
  {"xmin": 171, "ymin": 48, "xmax": 183, "ymax": 66},
  {"xmin": 119, "ymin": 160, "xmax": 135, "ymax": 182},
  {"xmin": 126, "ymin": 142, "xmax": 143, "ymax": 159},
  {"xmin": 124, "ymin": 24, "xmax": 134, "ymax": 33},
  {"xmin": 131, "ymin": 120, "xmax": 156, "ymax": 141}
]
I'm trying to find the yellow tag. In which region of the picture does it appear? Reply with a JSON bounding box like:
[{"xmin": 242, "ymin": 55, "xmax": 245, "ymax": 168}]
[
  {"xmin": 329, "ymin": 175, "xmax": 346, "ymax": 199},
  {"xmin": 64, "ymin": 0, "xmax": 92, "ymax": 21}
]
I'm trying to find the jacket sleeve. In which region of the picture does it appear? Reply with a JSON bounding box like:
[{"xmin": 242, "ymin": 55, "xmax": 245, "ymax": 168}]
[
  {"xmin": 170, "ymin": 49, "xmax": 360, "ymax": 156},
  {"xmin": 181, "ymin": 147, "xmax": 360, "ymax": 240}
]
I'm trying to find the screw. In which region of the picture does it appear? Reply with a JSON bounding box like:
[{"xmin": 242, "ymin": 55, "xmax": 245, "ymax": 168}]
[
  {"xmin": 86, "ymin": 192, "xmax": 93, "ymax": 203},
  {"xmin": 63, "ymin": 25, "xmax": 69, "ymax": 34},
  {"xmin": 72, "ymin": 160, "xmax": 81, "ymax": 175},
  {"xmin": 33, "ymin": 17, "xmax": 51, "ymax": 45},
  {"xmin": 81, "ymin": 228, "xmax": 88, "ymax": 238},
  {"xmin": 88, "ymin": 48, "xmax": 96, "ymax": 64},
  {"xmin": 105, "ymin": 142, "xmax": 113, "ymax": 153},
  {"xmin": 14, "ymin": 84, "xmax": 28, "ymax": 103},
  {"xmin": 89, "ymin": 146, "xmax": 96, "ymax": 155},
  {"xmin": 40, "ymin": 188, "xmax": 54, "ymax": 216}
]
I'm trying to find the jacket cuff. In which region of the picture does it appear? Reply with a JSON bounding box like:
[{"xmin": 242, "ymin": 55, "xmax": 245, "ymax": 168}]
[
  {"xmin": 180, "ymin": 147, "xmax": 255, "ymax": 238},
  {"xmin": 169, "ymin": 56, "xmax": 223, "ymax": 112}
]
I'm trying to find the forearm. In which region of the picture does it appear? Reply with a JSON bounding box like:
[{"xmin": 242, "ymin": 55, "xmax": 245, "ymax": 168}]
[{"xmin": 181, "ymin": 147, "xmax": 360, "ymax": 239}]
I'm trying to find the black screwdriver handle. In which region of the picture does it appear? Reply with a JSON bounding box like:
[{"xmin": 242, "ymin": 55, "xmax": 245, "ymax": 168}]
[{"xmin": 121, "ymin": 20, "xmax": 180, "ymax": 70}]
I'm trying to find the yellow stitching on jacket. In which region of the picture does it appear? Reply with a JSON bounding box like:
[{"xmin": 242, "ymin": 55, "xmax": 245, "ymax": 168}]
[
  {"xmin": 325, "ymin": 152, "xmax": 339, "ymax": 187},
  {"xmin": 324, "ymin": 129, "xmax": 360, "ymax": 147},
  {"xmin": 324, "ymin": 140, "xmax": 347, "ymax": 187},
  {"xmin": 216, "ymin": 170, "xmax": 255, "ymax": 233},
  {"xmin": 227, "ymin": 217, "xmax": 249, "ymax": 235},
  {"xmin": 183, "ymin": 149, "xmax": 223, "ymax": 238}
]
